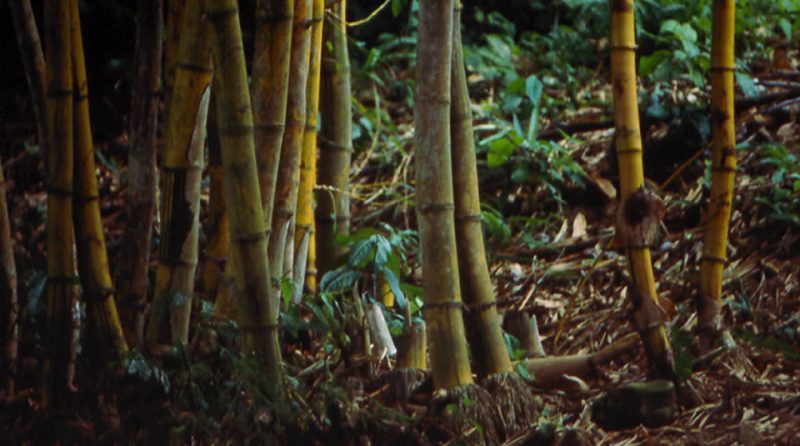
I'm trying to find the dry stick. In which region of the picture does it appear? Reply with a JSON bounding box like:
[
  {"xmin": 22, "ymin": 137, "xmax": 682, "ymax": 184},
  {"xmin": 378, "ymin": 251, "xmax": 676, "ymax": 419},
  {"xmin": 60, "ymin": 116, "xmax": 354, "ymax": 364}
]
[
  {"xmin": 0, "ymin": 159, "xmax": 18, "ymax": 396},
  {"xmin": 269, "ymin": 0, "xmax": 313, "ymax": 295},
  {"xmin": 316, "ymin": 2, "xmax": 353, "ymax": 279},
  {"xmin": 206, "ymin": 0, "xmax": 283, "ymax": 383},
  {"xmin": 70, "ymin": 0, "xmax": 129, "ymax": 362},
  {"xmin": 42, "ymin": 0, "xmax": 75, "ymax": 412},
  {"xmin": 7, "ymin": 0, "xmax": 47, "ymax": 163},
  {"xmin": 147, "ymin": 0, "xmax": 211, "ymax": 345},
  {"xmin": 117, "ymin": 0, "xmax": 163, "ymax": 349}
]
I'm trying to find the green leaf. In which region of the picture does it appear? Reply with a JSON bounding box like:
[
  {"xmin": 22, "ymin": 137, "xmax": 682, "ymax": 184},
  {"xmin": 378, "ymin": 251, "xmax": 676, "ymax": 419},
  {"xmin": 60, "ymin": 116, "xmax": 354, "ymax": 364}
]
[
  {"xmin": 525, "ymin": 75, "xmax": 543, "ymax": 143},
  {"xmin": 639, "ymin": 50, "xmax": 670, "ymax": 78},
  {"xmin": 779, "ymin": 17, "xmax": 792, "ymax": 41},
  {"xmin": 349, "ymin": 238, "xmax": 376, "ymax": 268},
  {"xmin": 320, "ymin": 267, "xmax": 361, "ymax": 292},
  {"xmin": 736, "ymin": 72, "xmax": 758, "ymax": 98}
]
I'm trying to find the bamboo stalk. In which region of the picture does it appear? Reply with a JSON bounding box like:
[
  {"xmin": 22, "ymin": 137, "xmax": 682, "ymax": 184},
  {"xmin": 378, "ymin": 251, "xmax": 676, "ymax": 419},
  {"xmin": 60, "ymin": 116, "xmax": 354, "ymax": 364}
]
[
  {"xmin": 316, "ymin": 0, "xmax": 353, "ymax": 278},
  {"xmin": 201, "ymin": 93, "xmax": 229, "ymax": 304},
  {"xmin": 252, "ymin": 0, "xmax": 294, "ymax": 229},
  {"xmin": 270, "ymin": 0, "xmax": 313, "ymax": 291},
  {"xmin": 609, "ymin": 0, "xmax": 674, "ymax": 380},
  {"xmin": 415, "ymin": 0, "xmax": 473, "ymax": 390},
  {"xmin": 206, "ymin": 0, "xmax": 283, "ymax": 382},
  {"xmin": 117, "ymin": 0, "xmax": 163, "ymax": 350},
  {"xmin": 164, "ymin": 0, "xmax": 187, "ymax": 109},
  {"xmin": 698, "ymin": 0, "xmax": 736, "ymax": 343},
  {"xmin": 0, "ymin": 159, "xmax": 18, "ymax": 396},
  {"xmin": 147, "ymin": 0, "xmax": 211, "ymax": 345},
  {"xmin": 69, "ymin": 0, "xmax": 128, "ymax": 362},
  {"xmin": 450, "ymin": 1, "xmax": 512, "ymax": 378},
  {"xmin": 294, "ymin": 0, "xmax": 324, "ymax": 294},
  {"xmin": 7, "ymin": 0, "xmax": 47, "ymax": 162},
  {"xmin": 42, "ymin": 0, "xmax": 75, "ymax": 411}
]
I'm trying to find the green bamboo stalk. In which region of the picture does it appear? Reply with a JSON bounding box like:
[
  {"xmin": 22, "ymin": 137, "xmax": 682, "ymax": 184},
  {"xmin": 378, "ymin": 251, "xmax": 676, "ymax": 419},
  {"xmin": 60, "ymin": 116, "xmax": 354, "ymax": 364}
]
[
  {"xmin": 415, "ymin": 0, "xmax": 473, "ymax": 390},
  {"xmin": 450, "ymin": 1, "xmax": 511, "ymax": 378},
  {"xmin": 206, "ymin": 0, "xmax": 283, "ymax": 382},
  {"xmin": 252, "ymin": 0, "xmax": 294, "ymax": 229},
  {"xmin": 316, "ymin": 0, "xmax": 353, "ymax": 279}
]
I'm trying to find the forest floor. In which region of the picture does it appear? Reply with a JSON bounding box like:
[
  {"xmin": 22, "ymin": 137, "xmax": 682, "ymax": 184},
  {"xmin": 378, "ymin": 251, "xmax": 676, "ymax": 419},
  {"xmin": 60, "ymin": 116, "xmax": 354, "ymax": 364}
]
[{"xmin": 2, "ymin": 39, "xmax": 800, "ymax": 446}]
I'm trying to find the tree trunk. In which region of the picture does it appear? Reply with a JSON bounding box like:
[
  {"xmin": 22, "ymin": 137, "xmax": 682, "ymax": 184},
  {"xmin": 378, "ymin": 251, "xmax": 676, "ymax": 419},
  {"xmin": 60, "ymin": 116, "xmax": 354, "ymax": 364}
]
[
  {"xmin": 206, "ymin": 0, "xmax": 283, "ymax": 383},
  {"xmin": 117, "ymin": 0, "xmax": 163, "ymax": 350},
  {"xmin": 609, "ymin": 0, "xmax": 674, "ymax": 380},
  {"xmin": 698, "ymin": 0, "xmax": 736, "ymax": 347},
  {"xmin": 415, "ymin": 0, "xmax": 473, "ymax": 390},
  {"xmin": 147, "ymin": 0, "xmax": 211, "ymax": 345},
  {"xmin": 69, "ymin": 0, "xmax": 129, "ymax": 362},
  {"xmin": 42, "ymin": 0, "xmax": 76, "ymax": 412},
  {"xmin": 316, "ymin": 0, "xmax": 353, "ymax": 279}
]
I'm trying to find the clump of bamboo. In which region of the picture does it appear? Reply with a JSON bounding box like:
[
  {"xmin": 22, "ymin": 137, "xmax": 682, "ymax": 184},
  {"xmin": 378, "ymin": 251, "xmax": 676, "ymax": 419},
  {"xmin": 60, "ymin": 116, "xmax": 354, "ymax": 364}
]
[
  {"xmin": 414, "ymin": 0, "xmax": 472, "ymax": 392},
  {"xmin": 205, "ymin": 0, "xmax": 283, "ymax": 382},
  {"xmin": 609, "ymin": 0, "xmax": 675, "ymax": 380},
  {"xmin": 0, "ymin": 159, "xmax": 18, "ymax": 396},
  {"xmin": 69, "ymin": 0, "xmax": 128, "ymax": 361},
  {"xmin": 117, "ymin": 0, "xmax": 163, "ymax": 349},
  {"xmin": 294, "ymin": 0, "xmax": 324, "ymax": 294},
  {"xmin": 698, "ymin": 0, "xmax": 737, "ymax": 349},
  {"xmin": 269, "ymin": 0, "xmax": 313, "ymax": 291},
  {"xmin": 316, "ymin": 0, "xmax": 353, "ymax": 278},
  {"xmin": 147, "ymin": 0, "xmax": 212, "ymax": 345},
  {"xmin": 42, "ymin": 0, "xmax": 76, "ymax": 411}
]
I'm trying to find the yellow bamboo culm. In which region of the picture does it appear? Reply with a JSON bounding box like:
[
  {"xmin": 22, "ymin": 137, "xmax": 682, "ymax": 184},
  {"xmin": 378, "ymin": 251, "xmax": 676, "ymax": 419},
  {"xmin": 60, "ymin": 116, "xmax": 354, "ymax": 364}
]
[
  {"xmin": 147, "ymin": 0, "xmax": 212, "ymax": 345},
  {"xmin": 69, "ymin": 0, "xmax": 128, "ymax": 360},
  {"xmin": 42, "ymin": 0, "xmax": 75, "ymax": 411},
  {"xmin": 294, "ymin": 0, "xmax": 324, "ymax": 294},
  {"xmin": 610, "ymin": 0, "xmax": 674, "ymax": 379},
  {"xmin": 698, "ymin": 0, "xmax": 736, "ymax": 343}
]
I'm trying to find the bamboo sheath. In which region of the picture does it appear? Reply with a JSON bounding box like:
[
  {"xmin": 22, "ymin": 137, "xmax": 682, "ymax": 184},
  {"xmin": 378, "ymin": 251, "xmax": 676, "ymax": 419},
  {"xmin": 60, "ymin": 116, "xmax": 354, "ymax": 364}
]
[
  {"xmin": 270, "ymin": 0, "xmax": 313, "ymax": 290},
  {"xmin": 450, "ymin": 2, "xmax": 512, "ymax": 377},
  {"xmin": 147, "ymin": 0, "xmax": 211, "ymax": 345},
  {"xmin": 294, "ymin": 0, "xmax": 325, "ymax": 294},
  {"xmin": 415, "ymin": 0, "xmax": 473, "ymax": 390},
  {"xmin": 69, "ymin": 0, "xmax": 128, "ymax": 361},
  {"xmin": 316, "ymin": 0, "xmax": 353, "ymax": 279},
  {"xmin": 610, "ymin": 0, "xmax": 674, "ymax": 379},
  {"xmin": 699, "ymin": 0, "xmax": 736, "ymax": 336},
  {"xmin": 206, "ymin": 0, "xmax": 283, "ymax": 381},
  {"xmin": 43, "ymin": 0, "xmax": 75, "ymax": 411}
]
